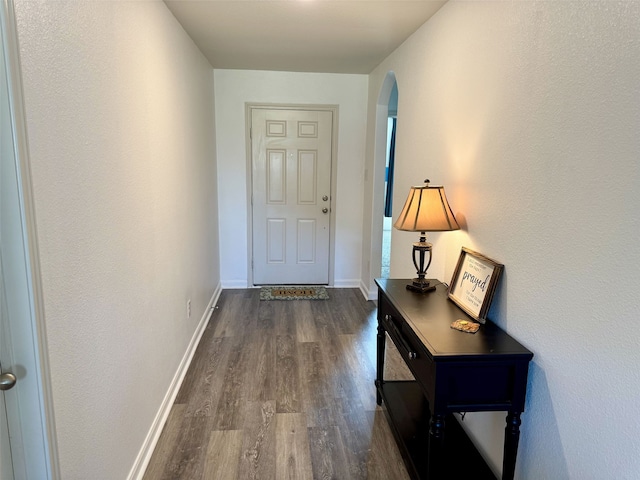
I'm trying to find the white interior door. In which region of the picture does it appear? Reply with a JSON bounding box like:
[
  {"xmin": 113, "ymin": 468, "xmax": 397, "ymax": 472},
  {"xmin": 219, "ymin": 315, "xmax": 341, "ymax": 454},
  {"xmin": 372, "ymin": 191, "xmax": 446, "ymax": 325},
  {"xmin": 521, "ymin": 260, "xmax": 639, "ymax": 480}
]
[
  {"xmin": 0, "ymin": 17, "xmax": 17, "ymax": 479},
  {"xmin": 0, "ymin": 3, "xmax": 52, "ymax": 478},
  {"xmin": 0, "ymin": 271, "xmax": 14, "ymax": 480},
  {"xmin": 0, "ymin": 393, "xmax": 13, "ymax": 480},
  {"xmin": 251, "ymin": 108, "xmax": 333, "ymax": 285}
]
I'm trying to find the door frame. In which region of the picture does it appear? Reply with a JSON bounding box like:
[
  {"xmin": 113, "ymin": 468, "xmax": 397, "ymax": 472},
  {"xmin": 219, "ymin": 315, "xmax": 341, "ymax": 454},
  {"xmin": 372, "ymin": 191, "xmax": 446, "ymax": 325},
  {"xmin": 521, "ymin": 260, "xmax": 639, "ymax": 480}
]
[
  {"xmin": 1, "ymin": 0, "xmax": 59, "ymax": 477},
  {"xmin": 245, "ymin": 103, "xmax": 339, "ymax": 287}
]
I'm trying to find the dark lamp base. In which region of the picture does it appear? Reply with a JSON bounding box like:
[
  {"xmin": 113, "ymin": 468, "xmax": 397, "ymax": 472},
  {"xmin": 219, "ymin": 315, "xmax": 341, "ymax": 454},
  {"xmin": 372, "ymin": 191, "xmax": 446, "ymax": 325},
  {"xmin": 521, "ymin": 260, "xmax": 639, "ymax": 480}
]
[{"xmin": 406, "ymin": 278, "xmax": 436, "ymax": 293}]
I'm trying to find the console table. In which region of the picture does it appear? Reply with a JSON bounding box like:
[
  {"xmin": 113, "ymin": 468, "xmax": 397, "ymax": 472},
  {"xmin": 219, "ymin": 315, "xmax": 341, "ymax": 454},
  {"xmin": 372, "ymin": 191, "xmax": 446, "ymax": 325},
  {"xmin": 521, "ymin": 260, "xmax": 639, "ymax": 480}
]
[{"xmin": 375, "ymin": 279, "xmax": 533, "ymax": 480}]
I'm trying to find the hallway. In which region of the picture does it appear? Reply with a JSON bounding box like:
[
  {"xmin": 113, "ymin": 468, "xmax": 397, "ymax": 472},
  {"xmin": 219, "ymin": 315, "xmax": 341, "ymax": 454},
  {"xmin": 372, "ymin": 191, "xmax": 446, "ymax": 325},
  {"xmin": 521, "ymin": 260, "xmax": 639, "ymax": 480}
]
[{"xmin": 144, "ymin": 288, "xmax": 411, "ymax": 479}]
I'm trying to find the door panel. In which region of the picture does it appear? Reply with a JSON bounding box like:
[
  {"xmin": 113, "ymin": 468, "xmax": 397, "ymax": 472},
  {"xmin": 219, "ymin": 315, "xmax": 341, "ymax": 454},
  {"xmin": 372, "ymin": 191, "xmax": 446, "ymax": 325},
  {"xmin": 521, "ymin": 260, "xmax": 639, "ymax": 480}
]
[
  {"xmin": 296, "ymin": 219, "xmax": 316, "ymax": 263},
  {"xmin": 267, "ymin": 219, "xmax": 286, "ymax": 263},
  {"xmin": 267, "ymin": 150, "xmax": 285, "ymax": 203},
  {"xmin": 297, "ymin": 151, "xmax": 316, "ymax": 203},
  {"xmin": 252, "ymin": 108, "xmax": 332, "ymax": 285}
]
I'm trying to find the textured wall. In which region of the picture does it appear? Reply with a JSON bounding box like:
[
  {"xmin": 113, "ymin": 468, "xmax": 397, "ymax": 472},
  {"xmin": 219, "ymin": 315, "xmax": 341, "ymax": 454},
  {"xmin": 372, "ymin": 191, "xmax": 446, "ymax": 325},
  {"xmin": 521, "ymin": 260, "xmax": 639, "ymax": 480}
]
[
  {"xmin": 213, "ymin": 69, "xmax": 368, "ymax": 288},
  {"xmin": 365, "ymin": 1, "xmax": 640, "ymax": 478},
  {"xmin": 14, "ymin": 1, "xmax": 219, "ymax": 477}
]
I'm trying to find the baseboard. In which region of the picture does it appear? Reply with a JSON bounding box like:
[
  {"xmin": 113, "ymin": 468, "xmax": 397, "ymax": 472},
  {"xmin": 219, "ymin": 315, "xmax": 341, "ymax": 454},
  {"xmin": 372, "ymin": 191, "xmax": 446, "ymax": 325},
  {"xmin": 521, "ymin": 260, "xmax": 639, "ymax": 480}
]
[
  {"xmin": 360, "ymin": 279, "xmax": 377, "ymax": 301},
  {"xmin": 331, "ymin": 279, "xmax": 360, "ymax": 288},
  {"xmin": 221, "ymin": 279, "xmax": 249, "ymax": 289},
  {"xmin": 127, "ymin": 283, "xmax": 222, "ymax": 480}
]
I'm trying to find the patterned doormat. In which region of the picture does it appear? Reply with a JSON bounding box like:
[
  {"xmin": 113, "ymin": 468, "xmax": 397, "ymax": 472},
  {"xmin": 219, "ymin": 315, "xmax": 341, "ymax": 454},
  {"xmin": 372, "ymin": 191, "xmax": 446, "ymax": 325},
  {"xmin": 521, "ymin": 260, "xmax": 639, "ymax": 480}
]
[{"xmin": 259, "ymin": 286, "xmax": 329, "ymax": 300}]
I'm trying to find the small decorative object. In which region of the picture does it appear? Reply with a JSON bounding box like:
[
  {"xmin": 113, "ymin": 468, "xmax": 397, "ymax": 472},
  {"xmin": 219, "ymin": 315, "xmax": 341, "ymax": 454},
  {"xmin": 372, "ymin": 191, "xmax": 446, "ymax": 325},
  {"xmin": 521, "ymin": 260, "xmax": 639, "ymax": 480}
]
[
  {"xmin": 448, "ymin": 247, "xmax": 504, "ymax": 323},
  {"xmin": 394, "ymin": 179, "xmax": 460, "ymax": 293},
  {"xmin": 450, "ymin": 319, "xmax": 480, "ymax": 334}
]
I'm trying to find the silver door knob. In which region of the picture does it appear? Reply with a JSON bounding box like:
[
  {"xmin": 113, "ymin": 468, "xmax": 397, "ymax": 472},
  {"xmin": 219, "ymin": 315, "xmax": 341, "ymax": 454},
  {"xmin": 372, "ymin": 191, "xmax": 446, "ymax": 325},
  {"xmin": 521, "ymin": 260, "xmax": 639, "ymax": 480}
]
[
  {"xmin": 0, "ymin": 373, "xmax": 16, "ymax": 391},
  {"xmin": 322, "ymin": 195, "xmax": 328, "ymax": 201},
  {"xmin": 322, "ymin": 208, "xmax": 328, "ymax": 214}
]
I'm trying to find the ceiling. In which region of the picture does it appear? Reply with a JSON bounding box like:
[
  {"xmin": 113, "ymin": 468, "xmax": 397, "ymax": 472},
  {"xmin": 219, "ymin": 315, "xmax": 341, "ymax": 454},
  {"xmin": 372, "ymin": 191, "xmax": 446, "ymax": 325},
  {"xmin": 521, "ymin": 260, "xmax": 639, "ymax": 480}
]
[{"xmin": 163, "ymin": 1, "xmax": 447, "ymax": 74}]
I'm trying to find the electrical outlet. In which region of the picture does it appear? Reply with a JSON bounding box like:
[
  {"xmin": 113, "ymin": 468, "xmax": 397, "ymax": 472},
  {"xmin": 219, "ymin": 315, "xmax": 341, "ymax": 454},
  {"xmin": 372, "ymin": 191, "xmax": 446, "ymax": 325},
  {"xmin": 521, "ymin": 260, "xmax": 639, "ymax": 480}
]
[{"xmin": 187, "ymin": 299, "xmax": 191, "ymax": 318}]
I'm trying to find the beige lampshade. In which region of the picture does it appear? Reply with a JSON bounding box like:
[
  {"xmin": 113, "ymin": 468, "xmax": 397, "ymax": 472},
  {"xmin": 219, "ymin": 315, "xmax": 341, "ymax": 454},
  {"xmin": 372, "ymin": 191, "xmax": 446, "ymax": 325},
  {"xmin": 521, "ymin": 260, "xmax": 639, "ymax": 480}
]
[{"xmin": 394, "ymin": 184, "xmax": 460, "ymax": 232}]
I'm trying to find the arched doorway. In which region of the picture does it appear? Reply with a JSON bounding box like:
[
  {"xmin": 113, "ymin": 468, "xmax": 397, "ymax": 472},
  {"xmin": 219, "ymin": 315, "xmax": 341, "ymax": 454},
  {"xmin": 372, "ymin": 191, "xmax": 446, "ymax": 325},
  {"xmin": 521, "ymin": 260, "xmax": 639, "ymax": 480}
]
[
  {"xmin": 381, "ymin": 82, "xmax": 398, "ymax": 278},
  {"xmin": 365, "ymin": 71, "xmax": 398, "ymax": 297}
]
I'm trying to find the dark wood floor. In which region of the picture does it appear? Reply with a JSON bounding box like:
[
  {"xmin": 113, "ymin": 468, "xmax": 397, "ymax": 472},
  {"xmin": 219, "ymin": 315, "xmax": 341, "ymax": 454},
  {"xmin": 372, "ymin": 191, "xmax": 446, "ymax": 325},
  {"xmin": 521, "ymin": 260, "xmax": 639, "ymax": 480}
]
[{"xmin": 143, "ymin": 288, "xmax": 412, "ymax": 480}]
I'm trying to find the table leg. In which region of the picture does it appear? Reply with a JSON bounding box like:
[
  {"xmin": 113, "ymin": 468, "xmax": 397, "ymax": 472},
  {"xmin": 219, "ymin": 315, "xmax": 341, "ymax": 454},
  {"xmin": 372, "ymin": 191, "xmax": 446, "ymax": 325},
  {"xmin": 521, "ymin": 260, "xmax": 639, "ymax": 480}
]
[
  {"xmin": 427, "ymin": 413, "xmax": 445, "ymax": 479},
  {"xmin": 503, "ymin": 411, "xmax": 522, "ymax": 480},
  {"xmin": 375, "ymin": 324, "xmax": 386, "ymax": 405}
]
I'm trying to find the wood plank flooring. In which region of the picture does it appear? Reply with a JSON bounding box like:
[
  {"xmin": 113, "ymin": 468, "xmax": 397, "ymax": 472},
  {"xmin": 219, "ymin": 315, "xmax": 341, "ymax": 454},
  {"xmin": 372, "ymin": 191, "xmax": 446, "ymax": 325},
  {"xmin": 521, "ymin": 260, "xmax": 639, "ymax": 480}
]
[{"xmin": 143, "ymin": 288, "xmax": 412, "ymax": 480}]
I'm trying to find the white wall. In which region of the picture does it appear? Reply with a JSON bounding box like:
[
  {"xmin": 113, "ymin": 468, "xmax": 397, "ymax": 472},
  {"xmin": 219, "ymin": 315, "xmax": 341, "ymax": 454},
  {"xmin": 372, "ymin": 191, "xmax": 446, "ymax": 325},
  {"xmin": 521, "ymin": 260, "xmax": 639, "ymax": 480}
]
[
  {"xmin": 214, "ymin": 69, "xmax": 368, "ymax": 288},
  {"xmin": 364, "ymin": 1, "xmax": 640, "ymax": 479},
  {"xmin": 14, "ymin": 1, "xmax": 220, "ymax": 478}
]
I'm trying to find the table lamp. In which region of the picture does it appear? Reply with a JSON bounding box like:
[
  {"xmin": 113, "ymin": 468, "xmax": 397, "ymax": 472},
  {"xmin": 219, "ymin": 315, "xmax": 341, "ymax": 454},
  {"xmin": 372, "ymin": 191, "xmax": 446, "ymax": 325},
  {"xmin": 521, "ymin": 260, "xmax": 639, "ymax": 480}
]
[{"xmin": 394, "ymin": 179, "xmax": 460, "ymax": 293}]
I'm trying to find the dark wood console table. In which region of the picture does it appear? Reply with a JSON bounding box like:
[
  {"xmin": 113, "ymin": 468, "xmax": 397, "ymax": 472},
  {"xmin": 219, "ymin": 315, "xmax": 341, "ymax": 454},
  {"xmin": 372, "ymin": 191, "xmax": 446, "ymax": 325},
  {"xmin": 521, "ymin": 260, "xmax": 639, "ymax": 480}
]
[{"xmin": 375, "ymin": 279, "xmax": 533, "ymax": 480}]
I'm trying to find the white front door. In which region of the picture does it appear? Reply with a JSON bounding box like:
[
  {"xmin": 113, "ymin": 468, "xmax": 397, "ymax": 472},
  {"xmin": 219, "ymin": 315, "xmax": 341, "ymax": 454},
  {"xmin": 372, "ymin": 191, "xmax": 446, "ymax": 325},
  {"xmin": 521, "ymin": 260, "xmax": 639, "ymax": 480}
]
[{"xmin": 251, "ymin": 108, "xmax": 333, "ymax": 285}]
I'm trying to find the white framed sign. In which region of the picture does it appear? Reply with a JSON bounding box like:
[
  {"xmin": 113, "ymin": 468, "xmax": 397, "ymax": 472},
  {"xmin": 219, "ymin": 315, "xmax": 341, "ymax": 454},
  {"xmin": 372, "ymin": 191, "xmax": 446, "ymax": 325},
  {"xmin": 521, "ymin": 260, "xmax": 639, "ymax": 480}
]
[{"xmin": 447, "ymin": 247, "xmax": 504, "ymax": 323}]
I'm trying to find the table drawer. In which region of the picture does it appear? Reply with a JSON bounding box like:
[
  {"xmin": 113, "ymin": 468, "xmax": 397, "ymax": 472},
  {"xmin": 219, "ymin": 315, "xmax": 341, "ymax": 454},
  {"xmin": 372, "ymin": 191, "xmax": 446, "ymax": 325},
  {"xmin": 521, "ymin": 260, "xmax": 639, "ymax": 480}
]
[{"xmin": 379, "ymin": 296, "xmax": 435, "ymax": 396}]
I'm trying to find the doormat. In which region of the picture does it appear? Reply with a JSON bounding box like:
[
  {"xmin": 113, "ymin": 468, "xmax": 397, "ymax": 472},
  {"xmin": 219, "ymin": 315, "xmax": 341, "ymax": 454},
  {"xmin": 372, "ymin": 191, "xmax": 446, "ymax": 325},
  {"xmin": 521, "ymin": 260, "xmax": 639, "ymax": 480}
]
[{"xmin": 259, "ymin": 286, "xmax": 329, "ymax": 301}]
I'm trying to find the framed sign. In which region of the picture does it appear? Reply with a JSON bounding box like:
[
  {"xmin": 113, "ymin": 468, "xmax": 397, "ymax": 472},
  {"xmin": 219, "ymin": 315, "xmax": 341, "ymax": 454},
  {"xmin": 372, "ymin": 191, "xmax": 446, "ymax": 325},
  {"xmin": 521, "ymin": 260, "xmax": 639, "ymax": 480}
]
[{"xmin": 447, "ymin": 247, "xmax": 504, "ymax": 323}]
